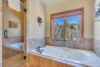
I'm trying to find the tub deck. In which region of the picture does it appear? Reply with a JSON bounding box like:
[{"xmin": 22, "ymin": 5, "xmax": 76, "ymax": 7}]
[
  {"xmin": 28, "ymin": 46, "xmax": 100, "ymax": 67},
  {"xmin": 26, "ymin": 53, "xmax": 84, "ymax": 67}
]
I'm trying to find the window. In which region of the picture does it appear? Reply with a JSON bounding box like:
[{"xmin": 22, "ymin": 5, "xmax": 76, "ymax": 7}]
[
  {"xmin": 53, "ymin": 18, "xmax": 65, "ymax": 40},
  {"xmin": 50, "ymin": 8, "xmax": 84, "ymax": 41}
]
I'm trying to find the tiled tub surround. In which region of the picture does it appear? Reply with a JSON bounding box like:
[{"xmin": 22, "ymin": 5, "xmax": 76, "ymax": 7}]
[
  {"xmin": 94, "ymin": 40, "xmax": 100, "ymax": 56},
  {"xmin": 46, "ymin": 37, "xmax": 93, "ymax": 50},
  {"xmin": 27, "ymin": 39, "xmax": 45, "ymax": 51},
  {"xmin": 3, "ymin": 37, "xmax": 24, "ymax": 46}
]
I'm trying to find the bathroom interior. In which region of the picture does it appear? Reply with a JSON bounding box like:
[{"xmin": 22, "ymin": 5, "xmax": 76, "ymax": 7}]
[{"xmin": 1, "ymin": 0, "xmax": 100, "ymax": 67}]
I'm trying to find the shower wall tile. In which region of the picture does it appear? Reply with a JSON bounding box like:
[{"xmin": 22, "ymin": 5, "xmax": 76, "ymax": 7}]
[
  {"xmin": 46, "ymin": 37, "xmax": 65, "ymax": 47},
  {"xmin": 46, "ymin": 37, "xmax": 93, "ymax": 50},
  {"xmin": 27, "ymin": 39, "xmax": 45, "ymax": 51},
  {"xmin": 3, "ymin": 37, "xmax": 24, "ymax": 46}
]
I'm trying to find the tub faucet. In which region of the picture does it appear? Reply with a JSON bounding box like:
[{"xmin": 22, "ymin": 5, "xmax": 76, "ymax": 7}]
[{"xmin": 36, "ymin": 46, "xmax": 44, "ymax": 54}]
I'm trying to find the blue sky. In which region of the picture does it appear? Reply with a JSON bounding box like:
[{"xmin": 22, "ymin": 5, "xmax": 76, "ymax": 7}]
[
  {"xmin": 53, "ymin": 18, "xmax": 64, "ymax": 24},
  {"xmin": 53, "ymin": 15, "xmax": 80, "ymax": 24},
  {"xmin": 67, "ymin": 15, "xmax": 80, "ymax": 24}
]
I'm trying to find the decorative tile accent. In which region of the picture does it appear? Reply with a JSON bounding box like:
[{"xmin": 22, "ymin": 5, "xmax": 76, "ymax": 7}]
[
  {"xmin": 46, "ymin": 37, "xmax": 93, "ymax": 50},
  {"xmin": 3, "ymin": 37, "xmax": 24, "ymax": 46},
  {"xmin": 27, "ymin": 39, "xmax": 45, "ymax": 51}
]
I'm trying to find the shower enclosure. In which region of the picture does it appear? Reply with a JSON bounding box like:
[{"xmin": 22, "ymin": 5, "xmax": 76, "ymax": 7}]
[{"xmin": 2, "ymin": 0, "xmax": 27, "ymax": 67}]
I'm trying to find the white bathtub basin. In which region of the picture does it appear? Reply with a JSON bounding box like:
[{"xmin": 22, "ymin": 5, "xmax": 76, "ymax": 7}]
[
  {"xmin": 6, "ymin": 42, "xmax": 24, "ymax": 51},
  {"xmin": 31, "ymin": 46, "xmax": 100, "ymax": 67}
]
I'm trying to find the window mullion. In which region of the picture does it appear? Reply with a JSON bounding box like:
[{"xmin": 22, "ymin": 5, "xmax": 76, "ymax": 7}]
[{"xmin": 64, "ymin": 17, "xmax": 66, "ymax": 41}]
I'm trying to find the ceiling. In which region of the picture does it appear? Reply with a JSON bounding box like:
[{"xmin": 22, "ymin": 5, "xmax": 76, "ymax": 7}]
[{"xmin": 40, "ymin": 0, "xmax": 65, "ymax": 6}]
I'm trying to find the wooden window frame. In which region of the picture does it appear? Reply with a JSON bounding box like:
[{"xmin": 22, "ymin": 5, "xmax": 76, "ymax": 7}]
[{"xmin": 50, "ymin": 8, "xmax": 84, "ymax": 42}]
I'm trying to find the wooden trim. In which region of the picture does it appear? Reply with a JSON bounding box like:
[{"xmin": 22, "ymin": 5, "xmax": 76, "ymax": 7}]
[
  {"xmin": 81, "ymin": 8, "xmax": 84, "ymax": 39},
  {"xmin": 21, "ymin": 0, "xmax": 26, "ymax": 3},
  {"xmin": 26, "ymin": 53, "xmax": 89, "ymax": 67},
  {"xmin": 51, "ymin": 8, "xmax": 84, "ymax": 18},
  {"xmin": 64, "ymin": 18, "xmax": 66, "ymax": 40},
  {"xmin": 24, "ymin": 0, "xmax": 27, "ymax": 57},
  {"xmin": 50, "ymin": 15, "xmax": 52, "ymax": 38},
  {"xmin": 50, "ymin": 8, "xmax": 84, "ymax": 42}
]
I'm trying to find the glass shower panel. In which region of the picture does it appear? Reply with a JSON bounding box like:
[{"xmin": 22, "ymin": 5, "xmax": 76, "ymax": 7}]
[
  {"xmin": 53, "ymin": 18, "xmax": 64, "ymax": 40},
  {"xmin": 2, "ymin": 0, "xmax": 25, "ymax": 67},
  {"xmin": 66, "ymin": 15, "xmax": 81, "ymax": 41}
]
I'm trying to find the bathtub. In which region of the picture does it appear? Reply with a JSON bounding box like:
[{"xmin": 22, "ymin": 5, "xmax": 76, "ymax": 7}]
[
  {"xmin": 6, "ymin": 42, "xmax": 24, "ymax": 51},
  {"xmin": 3, "ymin": 42, "xmax": 24, "ymax": 60},
  {"xmin": 31, "ymin": 46, "xmax": 100, "ymax": 67}
]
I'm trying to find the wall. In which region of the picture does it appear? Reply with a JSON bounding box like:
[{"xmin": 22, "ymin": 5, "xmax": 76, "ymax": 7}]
[
  {"xmin": 94, "ymin": 0, "xmax": 100, "ymax": 56},
  {"xmin": 3, "ymin": 6, "xmax": 22, "ymax": 38},
  {"xmin": 45, "ymin": 0, "xmax": 94, "ymax": 50},
  {"xmin": 0, "ymin": 0, "xmax": 2, "ymax": 66},
  {"xmin": 2, "ymin": 1, "xmax": 23, "ymax": 46},
  {"xmin": 27, "ymin": 0, "xmax": 46, "ymax": 51},
  {"xmin": 46, "ymin": 0, "xmax": 94, "ymax": 38}
]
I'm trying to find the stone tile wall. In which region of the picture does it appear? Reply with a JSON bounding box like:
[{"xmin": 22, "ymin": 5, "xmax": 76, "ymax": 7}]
[
  {"xmin": 27, "ymin": 39, "xmax": 45, "ymax": 51},
  {"xmin": 46, "ymin": 37, "xmax": 93, "ymax": 50}
]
